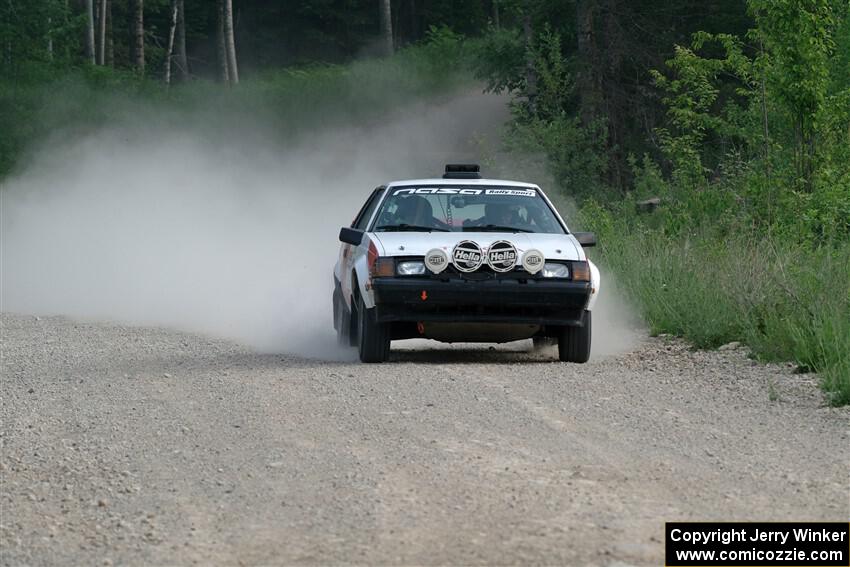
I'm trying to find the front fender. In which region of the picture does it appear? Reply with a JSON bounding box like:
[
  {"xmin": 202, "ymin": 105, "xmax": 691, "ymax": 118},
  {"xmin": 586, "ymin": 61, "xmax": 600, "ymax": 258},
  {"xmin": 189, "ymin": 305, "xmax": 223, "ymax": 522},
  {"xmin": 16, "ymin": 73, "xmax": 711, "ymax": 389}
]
[
  {"xmin": 586, "ymin": 260, "xmax": 601, "ymax": 311},
  {"xmin": 353, "ymin": 259, "xmax": 375, "ymax": 309},
  {"xmin": 351, "ymin": 235, "xmax": 384, "ymax": 310}
]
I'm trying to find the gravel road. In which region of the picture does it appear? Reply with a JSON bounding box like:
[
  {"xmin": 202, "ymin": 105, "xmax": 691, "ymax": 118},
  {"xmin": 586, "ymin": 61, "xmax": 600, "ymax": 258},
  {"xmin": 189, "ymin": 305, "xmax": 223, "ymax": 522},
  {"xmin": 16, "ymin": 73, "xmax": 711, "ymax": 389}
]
[{"xmin": 1, "ymin": 312, "xmax": 848, "ymax": 566}]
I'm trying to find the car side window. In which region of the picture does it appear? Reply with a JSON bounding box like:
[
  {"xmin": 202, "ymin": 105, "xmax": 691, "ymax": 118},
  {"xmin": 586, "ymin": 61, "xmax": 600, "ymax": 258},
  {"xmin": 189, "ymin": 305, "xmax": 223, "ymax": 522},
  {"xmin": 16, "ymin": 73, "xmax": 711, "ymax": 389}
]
[{"xmin": 352, "ymin": 187, "xmax": 384, "ymax": 230}]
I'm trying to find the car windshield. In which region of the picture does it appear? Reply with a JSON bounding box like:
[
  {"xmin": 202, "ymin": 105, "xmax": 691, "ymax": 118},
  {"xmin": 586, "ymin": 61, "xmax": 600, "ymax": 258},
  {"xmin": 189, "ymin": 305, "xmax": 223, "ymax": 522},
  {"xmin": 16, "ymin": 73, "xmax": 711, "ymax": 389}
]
[{"xmin": 371, "ymin": 186, "xmax": 566, "ymax": 234}]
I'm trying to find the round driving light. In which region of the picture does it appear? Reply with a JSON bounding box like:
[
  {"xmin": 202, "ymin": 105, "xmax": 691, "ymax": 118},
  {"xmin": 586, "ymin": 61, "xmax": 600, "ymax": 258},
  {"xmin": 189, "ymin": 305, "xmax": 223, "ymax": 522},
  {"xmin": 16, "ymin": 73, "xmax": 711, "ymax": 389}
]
[
  {"xmin": 487, "ymin": 240, "xmax": 518, "ymax": 272},
  {"xmin": 424, "ymin": 248, "xmax": 449, "ymax": 274},
  {"xmin": 522, "ymin": 249, "xmax": 545, "ymax": 274},
  {"xmin": 451, "ymin": 240, "xmax": 484, "ymax": 272}
]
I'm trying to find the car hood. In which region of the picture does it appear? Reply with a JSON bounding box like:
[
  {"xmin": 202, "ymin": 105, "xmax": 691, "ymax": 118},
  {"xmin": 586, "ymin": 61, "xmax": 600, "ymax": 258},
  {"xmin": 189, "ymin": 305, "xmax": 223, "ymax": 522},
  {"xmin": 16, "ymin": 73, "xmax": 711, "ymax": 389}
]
[{"xmin": 371, "ymin": 232, "xmax": 585, "ymax": 261}]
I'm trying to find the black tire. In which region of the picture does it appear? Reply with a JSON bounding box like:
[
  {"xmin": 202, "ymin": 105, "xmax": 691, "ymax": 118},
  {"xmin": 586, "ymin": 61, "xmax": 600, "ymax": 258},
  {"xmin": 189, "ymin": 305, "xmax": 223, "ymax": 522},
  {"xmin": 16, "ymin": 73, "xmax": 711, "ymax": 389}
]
[
  {"xmin": 333, "ymin": 289, "xmax": 351, "ymax": 347},
  {"xmin": 356, "ymin": 294, "xmax": 390, "ymax": 363},
  {"xmin": 558, "ymin": 310, "xmax": 592, "ymax": 363}
]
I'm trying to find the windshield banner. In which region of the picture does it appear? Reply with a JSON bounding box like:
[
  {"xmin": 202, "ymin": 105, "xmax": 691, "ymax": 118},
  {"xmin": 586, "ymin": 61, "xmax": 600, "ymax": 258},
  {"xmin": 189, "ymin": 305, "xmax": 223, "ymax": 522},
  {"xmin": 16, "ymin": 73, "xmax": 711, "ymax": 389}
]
[{"xmin": 393, "ymin": 188, "xmax": 536, "ymax": 197}]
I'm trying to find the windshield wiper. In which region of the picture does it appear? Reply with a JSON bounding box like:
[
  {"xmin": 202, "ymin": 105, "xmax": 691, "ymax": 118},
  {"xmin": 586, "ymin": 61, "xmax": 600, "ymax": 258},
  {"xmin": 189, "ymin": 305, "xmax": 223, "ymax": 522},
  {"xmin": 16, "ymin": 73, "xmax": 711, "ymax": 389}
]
[
  {"xmin": 463, "ymin": 224, "xmax": 533, "ymax": 233},
  {"xmin": 375, "ymin": 224, "xmax": 450, "ymax": 232}
]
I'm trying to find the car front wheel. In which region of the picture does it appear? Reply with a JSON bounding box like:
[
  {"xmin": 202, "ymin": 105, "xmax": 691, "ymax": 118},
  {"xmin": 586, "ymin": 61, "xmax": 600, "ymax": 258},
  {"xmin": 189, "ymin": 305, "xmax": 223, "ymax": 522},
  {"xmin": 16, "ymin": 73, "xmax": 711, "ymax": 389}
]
[
  {"xmin": 333, "ymin": 290, "xmax": 351, "ymax": 347},
  {"xmin": 356, "ymin": 294, "xmax": 390, "ymax": 363},
  {"xmin": 558, "ymin": 310, "xmax": 592, "ymax": 363}
]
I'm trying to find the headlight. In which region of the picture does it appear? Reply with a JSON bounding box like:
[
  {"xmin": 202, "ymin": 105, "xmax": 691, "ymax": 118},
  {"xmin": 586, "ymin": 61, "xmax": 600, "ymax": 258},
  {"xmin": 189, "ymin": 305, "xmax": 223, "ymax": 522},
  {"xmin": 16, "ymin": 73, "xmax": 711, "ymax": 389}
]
[
  {"xmin": 540, "ymin": 262, "xmax": 570, "ymax": 278},
  {"xmin": 397, "ymin": 261, "xmax": 426, "ymax": 276}
]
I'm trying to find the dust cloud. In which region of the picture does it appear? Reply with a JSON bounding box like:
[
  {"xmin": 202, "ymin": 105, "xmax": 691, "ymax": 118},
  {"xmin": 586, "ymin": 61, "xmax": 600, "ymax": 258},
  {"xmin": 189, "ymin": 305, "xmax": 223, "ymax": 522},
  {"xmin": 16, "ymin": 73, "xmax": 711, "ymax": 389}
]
[{"xmin": 1, "ymin": 89, "xmax": 638, "ymax": 359}]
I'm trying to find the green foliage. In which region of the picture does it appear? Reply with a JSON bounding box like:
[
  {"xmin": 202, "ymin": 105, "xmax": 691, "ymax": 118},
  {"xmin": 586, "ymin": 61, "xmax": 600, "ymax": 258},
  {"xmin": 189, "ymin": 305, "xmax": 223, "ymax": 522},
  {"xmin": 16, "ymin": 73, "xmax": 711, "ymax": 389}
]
[
  {"xmin": 0, "ymin": 0, "xmax": 81, "ymax": 71},
  {"xmin": 651, "ymin": 33, "xmax": 757, "ymax": 190},
  {"xmin": 564, "ymin": 1, "xmax": 850, "ymax": 403},
  {"xmin": 0, "ymin": 32, "xmax": 475, "ymax": 178},
  {"xmin": 2, "ymin": 0, "xmax": 491, "ymax": 80},
  {"xmin": 470, "ymin": 27, "xmax": 526, "ymax": 94},
  {"xmin": 647, "ymin": 2, "xmax": 849, "ymax": 243},
  {"xmin": 503, "ymin": 113, "xmax": 609, "ymax": 200},
  {"xmin": 405, "ymin": 25, "xmax": 468, "ymax": 79},
  {"xmin": 476, "ymin": 27, "xmax": 610, "ymax": 199},
  {"xmin": 749, "ymin": 0, "xmax": 836, "ymax": 132}
]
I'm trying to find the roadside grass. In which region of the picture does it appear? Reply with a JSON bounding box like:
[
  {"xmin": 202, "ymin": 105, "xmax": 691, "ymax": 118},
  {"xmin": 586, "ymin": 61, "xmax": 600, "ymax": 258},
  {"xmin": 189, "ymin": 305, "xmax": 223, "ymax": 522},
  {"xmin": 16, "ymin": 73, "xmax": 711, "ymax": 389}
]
[{"xmin": 582, "ymin": 205, "xmax": 850, "ymax": 405}]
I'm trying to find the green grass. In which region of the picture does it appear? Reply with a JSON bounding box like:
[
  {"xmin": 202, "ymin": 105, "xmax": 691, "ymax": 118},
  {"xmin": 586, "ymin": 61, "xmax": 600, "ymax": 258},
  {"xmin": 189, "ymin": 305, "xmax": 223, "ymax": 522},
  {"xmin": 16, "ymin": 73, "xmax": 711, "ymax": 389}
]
[{"xmin": 594, "ymin": 226, "xmax": 850, "ymax": 405}]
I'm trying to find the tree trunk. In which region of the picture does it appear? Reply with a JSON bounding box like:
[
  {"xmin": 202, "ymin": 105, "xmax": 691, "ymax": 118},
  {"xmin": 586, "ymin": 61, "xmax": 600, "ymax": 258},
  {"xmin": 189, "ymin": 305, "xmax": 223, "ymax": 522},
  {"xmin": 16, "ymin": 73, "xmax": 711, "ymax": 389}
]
[
  {"xmin": 106, "ymin": 0, "xmax": 113, "ymax": 66},
  {"xmin": 492, "ymin": 0, "xmax": 500, "ymax": 29},
  {"xmin": 164, "ymin": 0, "xmax": 178, "ymax": 84},
  {"xmin": 216, "ymin": 0, "xmax": 230, "ymax": 83},
  {"xmin": 93, "ymin": 0, "xmax": 99, "ymax": 61},
  {"xmin": 97, "ymin": 0, "xmax": 106, "ymax": 65},
  {"xmin": 379, "ymin": 0, "xmax": 393, "ymax": 56},
  {"xmin": 601, "ymin": 0, "xmax": 625, "ymax": 189},
  {"xmin": 222, "ymin": 0, "xmax": 238, "ymax": 84},
  {"xmin": 576, "ymin": 0, "xmax": 600, "ymax": 126},
  {"xmin": 131, "ymin": 0, "xmax": 144, "ymax": 72},
  {"xmin": 47, "ymin": 16, "xmax": 53, "ymax": 61},
  {"xmin": 176, "ymin": 0, "xmax": 188, "ymax": 80},
  {"xmin": 85, "ymin": 0, "xmax": 95, "ymax": 64},
  {"xmin": 407, "ymin": 0, "xmax": 417, "ymax": 42},
  {"xmin": 523, "ymin": 14, "xmax": 537, "ymax": 105}
]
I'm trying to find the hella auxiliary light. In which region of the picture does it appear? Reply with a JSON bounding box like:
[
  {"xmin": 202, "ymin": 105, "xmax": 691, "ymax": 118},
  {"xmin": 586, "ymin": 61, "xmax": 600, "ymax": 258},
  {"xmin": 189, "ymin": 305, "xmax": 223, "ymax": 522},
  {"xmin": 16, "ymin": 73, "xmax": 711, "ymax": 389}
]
[{"xmin": 522, "ymin": 249, "xmax": 544, "ymax": 274}]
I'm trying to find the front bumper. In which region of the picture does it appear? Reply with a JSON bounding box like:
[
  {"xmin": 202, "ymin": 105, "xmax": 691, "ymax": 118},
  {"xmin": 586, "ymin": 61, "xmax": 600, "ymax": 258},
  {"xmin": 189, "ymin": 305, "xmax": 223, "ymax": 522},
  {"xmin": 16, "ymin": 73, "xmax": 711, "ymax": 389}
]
[{"xmin": 371, "ymin": 276, "xmax": 591, "ymax": 326}]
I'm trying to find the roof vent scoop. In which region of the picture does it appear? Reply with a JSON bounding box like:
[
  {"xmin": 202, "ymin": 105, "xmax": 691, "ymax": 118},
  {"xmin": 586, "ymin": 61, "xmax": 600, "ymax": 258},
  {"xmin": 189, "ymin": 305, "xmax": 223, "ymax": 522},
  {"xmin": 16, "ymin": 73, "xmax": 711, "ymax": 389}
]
[{"xmin": 443, "ymin": 164, "xmax": 482, "ymax": 179}]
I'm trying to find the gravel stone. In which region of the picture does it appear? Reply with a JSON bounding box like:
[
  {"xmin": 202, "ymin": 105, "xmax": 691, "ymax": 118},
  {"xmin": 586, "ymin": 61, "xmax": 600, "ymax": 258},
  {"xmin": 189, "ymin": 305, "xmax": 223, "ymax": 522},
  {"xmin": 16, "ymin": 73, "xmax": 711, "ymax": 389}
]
[{"xmin": 1, "ymin": 313, "xmax": 847, "ymax": 565}]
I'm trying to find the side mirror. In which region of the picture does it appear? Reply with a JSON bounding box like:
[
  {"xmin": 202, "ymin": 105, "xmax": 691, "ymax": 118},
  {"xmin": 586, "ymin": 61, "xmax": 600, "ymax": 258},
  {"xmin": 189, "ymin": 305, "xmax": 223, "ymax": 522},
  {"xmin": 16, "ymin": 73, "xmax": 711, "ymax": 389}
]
[
  {"xmin": 339, "ymin": 227, "xmax": 364, "ymax": 246},
  {"xmin": 573, "ymin": 232, "xmax": 597, "ymax": 247}
]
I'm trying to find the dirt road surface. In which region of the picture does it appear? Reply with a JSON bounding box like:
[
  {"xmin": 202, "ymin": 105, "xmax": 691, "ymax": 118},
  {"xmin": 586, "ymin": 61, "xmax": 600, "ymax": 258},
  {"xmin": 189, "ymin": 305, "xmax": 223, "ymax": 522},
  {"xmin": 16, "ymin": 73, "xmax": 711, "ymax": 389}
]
[{"xmin": 1, "ymin": 313, "xmax": 848, "ymax": 565}]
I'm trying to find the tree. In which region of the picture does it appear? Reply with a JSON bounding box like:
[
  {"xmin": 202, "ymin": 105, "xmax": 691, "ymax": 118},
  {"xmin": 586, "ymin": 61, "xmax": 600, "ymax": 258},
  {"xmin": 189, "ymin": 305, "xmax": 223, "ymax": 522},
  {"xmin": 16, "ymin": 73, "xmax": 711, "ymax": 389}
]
[
  {"xmin": 222, "ymin": 0, "xmax": 238, "ymax": 84},
  {"xmin": 106, "ymin": 0, "xmax": 114, "ymax": 67},
  {"xmin": 380, "ymin": 0, "xmax": 393, "ymax": 55},
  {"xmin": 523, "ymin": 12, "xmax": 537, "ymax": 105},
  {"xmin": 175, "ymin": 0, "xmax": 188, "ymax": 80},
  {"xmin": 750, "ymin": 0, "xmax": 837, "ymax": 189},
  {"xmin": 96, "ymin": 0, "xmax": 106, "ymax": 65},
  {"xmin": 85, "ymin": 0, "xmax": 95, "ymax": 64},
  {"xmin": 164, "ymin": 0, "xmax": 178, "ymax": 84},
  {"xmin": 216, "ymin": 0, "xmax": 229, "ymax": 83},
  {"xmin": 131, "ymin": 0, "xmax": 144, "ymax": 72},
  {"xmin": 46, "ymin": 15, "xmax": 52, "ymax": 61}
]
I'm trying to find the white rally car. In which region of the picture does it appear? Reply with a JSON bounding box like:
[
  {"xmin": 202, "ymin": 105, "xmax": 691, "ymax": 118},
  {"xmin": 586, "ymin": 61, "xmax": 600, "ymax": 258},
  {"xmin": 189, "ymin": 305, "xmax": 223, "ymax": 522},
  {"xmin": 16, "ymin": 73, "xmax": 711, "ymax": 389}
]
[{"xmin": 333, "ymin": 164, "xmax": 601, "ymax": 363}]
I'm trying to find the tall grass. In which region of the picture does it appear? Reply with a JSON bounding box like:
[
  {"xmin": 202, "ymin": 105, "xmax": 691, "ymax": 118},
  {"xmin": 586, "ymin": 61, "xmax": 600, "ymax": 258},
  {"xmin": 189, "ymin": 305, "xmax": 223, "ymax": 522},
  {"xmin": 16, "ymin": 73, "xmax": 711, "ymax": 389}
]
[{"xmin": 583, "ymin": 206, "xmax": 850, "ymax": 405}]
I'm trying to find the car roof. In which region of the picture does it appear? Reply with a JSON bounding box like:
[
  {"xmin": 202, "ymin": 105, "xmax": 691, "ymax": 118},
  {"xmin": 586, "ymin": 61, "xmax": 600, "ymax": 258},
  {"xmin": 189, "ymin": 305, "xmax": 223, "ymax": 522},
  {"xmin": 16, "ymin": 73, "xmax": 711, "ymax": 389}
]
[{"xmin": 386, "ymin": 178, "xmax": 540, "ymax": 189}]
